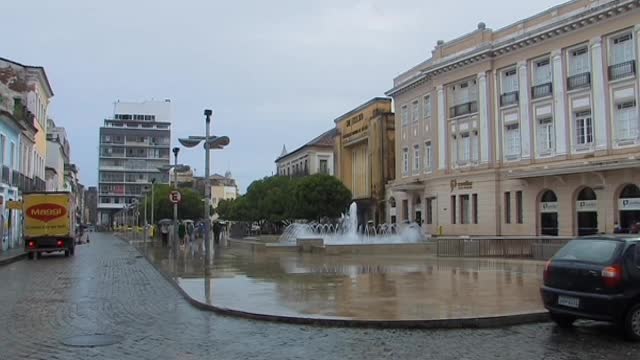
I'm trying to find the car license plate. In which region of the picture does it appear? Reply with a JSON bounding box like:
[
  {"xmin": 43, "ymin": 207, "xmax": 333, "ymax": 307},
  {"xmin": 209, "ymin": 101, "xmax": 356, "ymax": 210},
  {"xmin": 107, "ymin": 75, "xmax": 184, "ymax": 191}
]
[{"xmin": 558, "ymin": 296, "xmax": 580, "ymax": 309}]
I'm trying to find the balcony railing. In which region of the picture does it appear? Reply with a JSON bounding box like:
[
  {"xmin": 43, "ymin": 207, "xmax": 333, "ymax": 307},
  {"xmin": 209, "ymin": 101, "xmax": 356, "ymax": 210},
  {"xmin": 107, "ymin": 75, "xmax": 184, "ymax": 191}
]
[
  {"xmin": 531, "ymin": 83, "xmax": 553, "ymax": 99},
  {"xmin": 500, "ymin": 91, "xmax": 519, "ymax": 107},
  {"xmin": 449, "ymin": 101, "xmax": 478, "ymax": 118},
  {"xmin": 608, "ymin": 60, "xmax": 636, "ymax": 81},
  {"xmin": 567, "ymin": 72, "xmax": 591, "ymax": 90}
]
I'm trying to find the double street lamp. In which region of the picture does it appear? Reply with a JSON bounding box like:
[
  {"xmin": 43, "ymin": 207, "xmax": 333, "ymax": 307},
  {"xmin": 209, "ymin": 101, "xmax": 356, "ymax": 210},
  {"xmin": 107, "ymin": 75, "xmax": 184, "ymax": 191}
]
[{"xmin": 179, "ymin": 109, "xmax": 230, "ymax": 259}]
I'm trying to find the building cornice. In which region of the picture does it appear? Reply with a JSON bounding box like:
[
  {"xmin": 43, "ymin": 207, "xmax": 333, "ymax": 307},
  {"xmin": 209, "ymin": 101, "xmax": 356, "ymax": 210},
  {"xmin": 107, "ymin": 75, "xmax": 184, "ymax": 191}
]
[{"xmin": 386, "ymin": 0, "xmax": 640, "ymax": 97}]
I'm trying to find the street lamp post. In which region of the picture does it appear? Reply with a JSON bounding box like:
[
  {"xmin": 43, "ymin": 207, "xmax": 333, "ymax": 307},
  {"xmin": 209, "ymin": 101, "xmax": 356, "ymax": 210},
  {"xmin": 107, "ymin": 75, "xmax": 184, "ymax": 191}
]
[
  {"xmin": 150, "ymin": 178, "xmax": 156, "ymax": 238},
  {"xmin": 178, "ymin": 109, "xmax": 230, "ymax": 260},
  {"xmin": 172, "ymin": 147, "xmax": 180, "ymax": 250}
]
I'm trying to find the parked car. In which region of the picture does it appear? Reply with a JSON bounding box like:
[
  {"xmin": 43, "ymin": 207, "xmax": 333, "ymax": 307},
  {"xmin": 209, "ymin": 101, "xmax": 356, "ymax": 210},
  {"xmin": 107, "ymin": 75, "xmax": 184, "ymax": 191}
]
[{"xmin": 540, "ymin": 236, "xmax": 640, "ymax": 340}]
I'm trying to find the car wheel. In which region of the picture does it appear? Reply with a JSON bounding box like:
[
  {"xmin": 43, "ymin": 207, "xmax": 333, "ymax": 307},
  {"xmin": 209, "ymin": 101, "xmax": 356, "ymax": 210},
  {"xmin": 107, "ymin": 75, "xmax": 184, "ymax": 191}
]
[
  {"xmin": 550, "ymin": 312, "xmax": 576, "ymax": 328},
  {"xmin": 624, "ymin": 304, "xmax": 640, "ymax": 341},
  {"xmin": 27, "ymin": 252, "xmax": 34, "ymax": 260}
]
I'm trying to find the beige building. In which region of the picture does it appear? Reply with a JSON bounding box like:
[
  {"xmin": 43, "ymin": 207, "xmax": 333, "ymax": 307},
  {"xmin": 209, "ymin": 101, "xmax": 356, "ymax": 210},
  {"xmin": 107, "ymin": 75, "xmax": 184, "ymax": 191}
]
[
  {"xmin": 334, "ymin": 98, "xmax": 395, "ymax": 225},
  {"xmin": 386, "ymin": 0, "xmax": 640, "ymax": 236},
  {"xmin": 275, "ymin": 129, "xmax": 336, "ymax": 177}
]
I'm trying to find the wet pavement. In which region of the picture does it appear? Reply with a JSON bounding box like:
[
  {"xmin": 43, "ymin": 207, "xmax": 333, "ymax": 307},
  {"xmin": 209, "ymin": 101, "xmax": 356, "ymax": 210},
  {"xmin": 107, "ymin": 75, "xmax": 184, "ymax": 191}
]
[
  {"xmin": 140, "ymin": 237, "xmax": 546, "ymax": 321},
  {"xmin": 0, "ymin": 232, "xmax": 639, "ymax": 360}
]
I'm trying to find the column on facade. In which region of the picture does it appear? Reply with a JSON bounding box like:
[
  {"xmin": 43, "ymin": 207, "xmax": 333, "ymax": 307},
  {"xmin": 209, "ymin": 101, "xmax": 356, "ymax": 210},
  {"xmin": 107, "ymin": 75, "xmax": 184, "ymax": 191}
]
[
  {"xmin": 590, "ymin": 37, "xmax": 608, "ymax": 151},
  {"xmin": 492, "ymin": 70, "xmax": 501, "ymax": 162},
  {"xmin": 517, "ymin": 61, "xmax": 531, "ymax": 159},
  {"xmin": 477, "ymin": 72, "xmax": 490, "ymax": 164},
  {"xmin": 636, "ymin": 25, "xmax": 640, "ymax": 107},
  {"xmin": 551, "ymin": 49, "xmax": 568, "ymax": 155},
  {"xmin": 436, "ymin": 85, "xmax": 446, "ymax": 170}
]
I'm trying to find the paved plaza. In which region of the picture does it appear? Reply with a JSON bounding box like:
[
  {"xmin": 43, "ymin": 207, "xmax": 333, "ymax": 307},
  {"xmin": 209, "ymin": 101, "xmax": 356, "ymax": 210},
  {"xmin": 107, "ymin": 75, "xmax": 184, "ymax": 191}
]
[{"xmin": 0, "ymin": 233, "xmax": 638, "ymax": 360}]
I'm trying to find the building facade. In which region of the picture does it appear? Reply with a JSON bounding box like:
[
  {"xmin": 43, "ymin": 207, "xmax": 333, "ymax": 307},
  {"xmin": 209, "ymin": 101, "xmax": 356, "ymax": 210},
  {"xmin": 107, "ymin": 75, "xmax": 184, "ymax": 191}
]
[
  {"xmin": 97, "ymin": 100, "xmax": 171, "ymax": 226},
  {"xmin": 275, "ymin": 129, "xmax": 336, "ymax": 177},
  {"xmin": 386, "ymin": 0, "xmax": 640, "ymax": 236},
  {"xmin": 45, "ymin": 118, "xmax": 68, "ymax": 191},
  {"xmin": 334, "ymin": 98, "xmax": 396, "ymax": 225},
  {"xmin": 0, "ymin": 57, "xmax": 52, "ymax": 251},
  {"xmin": 85, "ymin": 186, "xmax": 97, "ymax": 225}
]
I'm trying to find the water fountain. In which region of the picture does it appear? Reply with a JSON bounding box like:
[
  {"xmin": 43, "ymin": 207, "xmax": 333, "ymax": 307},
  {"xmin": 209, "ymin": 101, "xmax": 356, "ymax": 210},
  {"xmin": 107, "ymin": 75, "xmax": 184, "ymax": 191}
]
[{"xmin": 279, "ymin": 202, "xmax": 426, "ymax": 245}]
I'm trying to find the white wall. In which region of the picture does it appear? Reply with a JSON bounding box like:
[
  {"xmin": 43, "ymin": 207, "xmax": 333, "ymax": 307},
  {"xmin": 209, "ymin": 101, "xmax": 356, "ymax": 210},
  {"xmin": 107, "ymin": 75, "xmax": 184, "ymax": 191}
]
[{"xmin": 114, "ymin": 100, "xmax": 172, "ymax": 122}]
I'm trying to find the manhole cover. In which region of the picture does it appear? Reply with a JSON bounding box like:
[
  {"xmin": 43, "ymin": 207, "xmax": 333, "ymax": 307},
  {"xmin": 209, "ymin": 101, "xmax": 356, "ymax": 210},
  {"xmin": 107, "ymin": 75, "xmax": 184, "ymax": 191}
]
[{"xmin": 61, "ymin": 334, "xmax": 124, "ymax": 347}]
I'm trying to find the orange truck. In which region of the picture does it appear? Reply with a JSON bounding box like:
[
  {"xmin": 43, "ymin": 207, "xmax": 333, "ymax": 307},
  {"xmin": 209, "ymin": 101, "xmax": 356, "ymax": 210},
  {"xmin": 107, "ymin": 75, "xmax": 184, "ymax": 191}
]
[{"xmin": 23, "ymin": 192, "xmax": 76, "ymax": 259}]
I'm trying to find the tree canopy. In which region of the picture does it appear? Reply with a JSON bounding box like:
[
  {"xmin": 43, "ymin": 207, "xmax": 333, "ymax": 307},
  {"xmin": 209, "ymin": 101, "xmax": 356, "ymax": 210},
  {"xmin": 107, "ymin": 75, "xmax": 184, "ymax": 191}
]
[
  {"xmin": 142, "ymin": 184, "xmax": 205, "ymax": 222},
  {"xmin": 215, "ymin": 175, "xmax": 352, "ymax": 222}
]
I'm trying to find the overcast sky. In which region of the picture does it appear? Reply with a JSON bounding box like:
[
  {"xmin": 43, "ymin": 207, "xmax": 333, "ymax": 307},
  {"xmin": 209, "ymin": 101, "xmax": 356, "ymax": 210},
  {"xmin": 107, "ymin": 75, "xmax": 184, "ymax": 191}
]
[{"xmin": 4, "ymin": 0, "xmax": 562, "ymax": 192}]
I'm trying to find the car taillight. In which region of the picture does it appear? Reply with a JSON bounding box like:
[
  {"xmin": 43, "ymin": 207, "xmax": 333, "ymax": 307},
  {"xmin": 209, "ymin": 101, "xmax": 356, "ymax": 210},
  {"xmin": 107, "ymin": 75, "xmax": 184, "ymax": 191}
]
[
  {"xmin": 602, "ymin": 264, "xmax": 623, "ymax": 288},
  {"xmin": 28, "ymin": 241, "xmax": 36, "ymax": 249},
  {"xmin": 543, "ymin": 259, "xmax": 552, "ymax": 283},
  {"xmin": 56, "ymin": 240, "xmax": 64, "ymax": 247}
]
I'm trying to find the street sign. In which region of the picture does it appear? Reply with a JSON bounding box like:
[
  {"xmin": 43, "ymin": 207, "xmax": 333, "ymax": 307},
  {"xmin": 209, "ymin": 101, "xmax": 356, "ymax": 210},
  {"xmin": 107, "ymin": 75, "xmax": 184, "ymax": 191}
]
[
  {"xmin": 169, "ymin": 190, "xmax": 182, "ymax": 203},
  {"xmin": 7, "ymin": 201, "xmax": 22, "ymax": 210}
]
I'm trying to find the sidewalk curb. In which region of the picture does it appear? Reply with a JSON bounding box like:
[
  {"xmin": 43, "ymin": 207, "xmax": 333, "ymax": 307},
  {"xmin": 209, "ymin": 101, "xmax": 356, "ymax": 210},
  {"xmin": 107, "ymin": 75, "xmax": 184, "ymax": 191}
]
[
  {"xmin": 0, "ymin": 252, "xmax": 27, "ymax": 267},
  {"xmin": 120, "ymin": 234, "xmax": 551, "ymax": 329}
]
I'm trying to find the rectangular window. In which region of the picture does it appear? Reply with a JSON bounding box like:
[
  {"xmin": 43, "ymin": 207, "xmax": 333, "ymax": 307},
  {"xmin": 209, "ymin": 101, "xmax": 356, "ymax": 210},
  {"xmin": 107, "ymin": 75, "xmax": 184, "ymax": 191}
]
[
  {"xmin": 458, "ymin": 133, "xmax": 471, "ymax": 163},
  {"xmin": 611, "ymin": 33, "xmax": 634, "ymax": 65},
  {"xmin": 319, "ymin": 159, "xmax": 329, "ymax": 174},
  {"xmin": 568, "ymin": 46, "xmax": 590, "ymax": 76},
  {"xmin": 471, "ymin": 132, "xmax": 478, "ymax": 162},
  {"xmin": 575, "ymin": 110, "xmax": 593, "ymax": 145},
  {"xmin": 402, "ymin": 106, "xmax": 409, "ymax": 127},
  {"xmin": 616, "ymin": 101, "xmax": 638, "ymax": 141},
  {"xmin": 9, "ymin": 142, "xmax": 14, "ymax": 168},
  {"xmin": 460, "ymin": 195, "xmax": 470, "ymax": 224},
  {"xmin": 505, "ymin": 123, "xmax": 521, "ymax": 157},
  {"xmin": 534, "ymin": 58, "xmax": 552, "ymax": 85},
  {"xmin": 502, "ymin": 68, "xmax": 518, "ymax": 93},
  {"xmin": 412, "ymin": 101, "xmax": 419, "ymax": 123},
  {"xmin": 537, "ymin": 117, "xmax": 554, "ymax": 153},
  {"xmin": 451, "ymin": 195, "xmax": 457, "ymax": 224},
  {"xmin": 402, "ymin": 148, "xmax": 409, "ymax": 176},
  {"xmin": 423, "ymin": 95, "xmax": 432, "ymax": 118},
  {"xmin": 426, "ymin": 198, "xmax": 433, "ymax": 225},
  {"xmin": 0, "ymin": 135, "xmax": 5, "ymax": 166},
  {"xmin": 424, "ymin": 141, "xmax": 432, "ymax": 172},
  {"xmin": 413, "ymin": 144, "xmax": 420, "ymax": 173},
  {"xmin": 516, "ymin": 191, "xmax": 523, "ymax": 224},
  {"xmin": 472, "ymin": 194, "xmax": 478, "ymax": 224},
  {"xmin": 504, "ymin": 192, "xmax": 511, "ymax": 224}
]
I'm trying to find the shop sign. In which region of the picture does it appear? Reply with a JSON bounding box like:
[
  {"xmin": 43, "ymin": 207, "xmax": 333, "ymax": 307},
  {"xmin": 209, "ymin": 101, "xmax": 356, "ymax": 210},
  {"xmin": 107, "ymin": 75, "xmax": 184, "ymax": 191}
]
[
  {"xmin": 540, "ymin": 202, "xmax": 558, "ymax": 213},
  {"xmin": 450, "ymin": 179, "xmax": 473, "ymax": 192},
  {"xmin": 576, "ymin": 200, "xmax": 597, "ymax": 212},
  {"xmin": 619, "ymin": 198, "xmax": 640, "ymax": 211}
]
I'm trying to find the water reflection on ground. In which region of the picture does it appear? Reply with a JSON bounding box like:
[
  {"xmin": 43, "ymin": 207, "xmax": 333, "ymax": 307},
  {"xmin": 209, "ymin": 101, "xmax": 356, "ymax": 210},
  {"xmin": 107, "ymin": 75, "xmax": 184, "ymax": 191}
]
[{"xmin": 136, "ymin": 238, "xmax": 545, "ymax": 321}]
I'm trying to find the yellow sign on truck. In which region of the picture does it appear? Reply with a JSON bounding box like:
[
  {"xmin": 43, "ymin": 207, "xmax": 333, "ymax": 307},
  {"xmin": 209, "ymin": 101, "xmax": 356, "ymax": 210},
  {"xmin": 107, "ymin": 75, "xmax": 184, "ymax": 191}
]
[{"xmin": 23, "ymin": 192, "xmax": 76, "ymax": 259}]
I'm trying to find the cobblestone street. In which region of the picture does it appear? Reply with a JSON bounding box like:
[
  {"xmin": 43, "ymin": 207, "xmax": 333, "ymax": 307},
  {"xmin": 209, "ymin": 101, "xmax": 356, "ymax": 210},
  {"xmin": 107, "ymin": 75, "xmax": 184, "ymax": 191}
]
[{"xmin": 0, "ymin": 233, "xmax": 638, "ymax": 360}]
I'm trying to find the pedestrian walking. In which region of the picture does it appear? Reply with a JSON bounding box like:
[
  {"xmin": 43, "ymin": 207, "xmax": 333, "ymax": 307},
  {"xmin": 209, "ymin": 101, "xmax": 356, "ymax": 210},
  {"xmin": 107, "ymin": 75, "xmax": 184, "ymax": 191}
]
[{"xmin": 178, "ymin": 221, "xmax": 187, "ymax": 245}]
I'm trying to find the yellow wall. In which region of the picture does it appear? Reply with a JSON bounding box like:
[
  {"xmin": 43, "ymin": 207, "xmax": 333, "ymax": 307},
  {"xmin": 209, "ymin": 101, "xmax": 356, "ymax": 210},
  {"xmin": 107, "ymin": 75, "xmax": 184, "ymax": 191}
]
[{"xmin": 334, "ymin": 99, "xmax": 395, "ymax": 222}]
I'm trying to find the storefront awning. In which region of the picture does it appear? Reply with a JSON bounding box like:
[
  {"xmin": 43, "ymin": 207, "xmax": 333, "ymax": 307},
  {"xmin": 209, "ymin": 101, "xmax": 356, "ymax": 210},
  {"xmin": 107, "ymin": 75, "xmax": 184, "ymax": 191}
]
[
  {"xmin": 506, "ymin": 158, "xmax": 640, "ymax": 179},
  {"xmin": 389, "ymin": 181, "xmax": 424, "ymax": 192}
]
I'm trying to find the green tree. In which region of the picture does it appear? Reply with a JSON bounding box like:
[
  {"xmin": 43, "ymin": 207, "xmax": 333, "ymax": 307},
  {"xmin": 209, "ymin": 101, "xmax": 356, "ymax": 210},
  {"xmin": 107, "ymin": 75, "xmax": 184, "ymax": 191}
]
[
  {"xmin": 142, "ymin": 184, "xmax": 205, "ymax": 222},
  {"xmin": 292, "ymin": 174, "xmax": 352, "ymax": 221}
]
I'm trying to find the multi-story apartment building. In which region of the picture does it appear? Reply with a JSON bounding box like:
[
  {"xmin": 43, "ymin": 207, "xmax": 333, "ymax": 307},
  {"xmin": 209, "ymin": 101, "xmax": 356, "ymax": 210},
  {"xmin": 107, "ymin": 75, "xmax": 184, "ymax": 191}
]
[
  {"xmin": 45, "ymin": 118, "xmax": 70, "ymax": 191},
  {"xmin": 386, "ymin": 0, "xmax": 640, "ymax": 236},
  {"xmin": 334, "ymin": 98, "xmax": 395, "ymax": 225},
  {"xmin": 97, "ymin": 100, "xmax": 171, "ymax": 226},
  {"xmin": 275, "ymin": 129, "xmax": 336, "ymax": 177}
]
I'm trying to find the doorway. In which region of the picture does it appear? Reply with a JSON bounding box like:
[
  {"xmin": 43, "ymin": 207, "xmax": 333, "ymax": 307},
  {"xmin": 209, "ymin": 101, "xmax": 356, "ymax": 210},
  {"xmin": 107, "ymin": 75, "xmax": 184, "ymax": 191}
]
[
  {"xmin": 576, "ymin": 187, "xmax": 598, "ymax": 236},
  {"xmin": 540, "ymin": 190, "xmax": 558, "ymax": 236},
  {"xmin": 619, "ymin": 184, "xmax": 640, "ymax": 232}
]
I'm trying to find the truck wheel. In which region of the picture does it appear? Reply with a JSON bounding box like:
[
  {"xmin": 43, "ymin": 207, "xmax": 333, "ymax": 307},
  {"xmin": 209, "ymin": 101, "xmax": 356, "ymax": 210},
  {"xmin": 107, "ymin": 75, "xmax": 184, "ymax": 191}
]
[
  {"xmin": 27, "ymin": 252, "xmax": 34, "ymax": 260},
  {"xmin": 624, "ymin": 303, "xmax": 640, "ymax": 341},
  {"xmin": 64, "ymin": 250, "xmax": 70, "ymax": 257},
  {"xmin": 549, "ymin": 312, "xmax": 576, "ymax": 328},
  {"xmin": 36, "ymin": 252, "xmax": 42, "ymax": 259},
  {"xmin": 70, "ymin": 247, "xmax": 75, "ymax": 256}
]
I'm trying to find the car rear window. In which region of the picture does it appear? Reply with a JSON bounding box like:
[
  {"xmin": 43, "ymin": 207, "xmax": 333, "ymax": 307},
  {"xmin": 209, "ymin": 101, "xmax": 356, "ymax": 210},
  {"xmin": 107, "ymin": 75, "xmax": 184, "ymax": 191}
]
[{"xmin": 553, "ymin": 239, "xmax": 622, "ymax": 265}]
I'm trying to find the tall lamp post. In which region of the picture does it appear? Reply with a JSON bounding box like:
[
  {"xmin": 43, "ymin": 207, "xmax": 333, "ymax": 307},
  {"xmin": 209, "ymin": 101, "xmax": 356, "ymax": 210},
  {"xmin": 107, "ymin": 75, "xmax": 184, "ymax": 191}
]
[{"xmin": 178, "ymin": 109, "xmax": 230, "ymax": 260}]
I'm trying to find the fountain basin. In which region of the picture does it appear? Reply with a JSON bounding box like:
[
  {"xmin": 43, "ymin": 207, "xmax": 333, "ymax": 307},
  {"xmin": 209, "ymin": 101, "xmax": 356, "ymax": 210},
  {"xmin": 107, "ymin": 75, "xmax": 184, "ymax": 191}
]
[
  {"xmin": 296, "ymin": 237, "xmax": 324, "ymax": 252},
  {"xmin": 230, "ymin": 237, "xmax": 437, "ymax": 255}
]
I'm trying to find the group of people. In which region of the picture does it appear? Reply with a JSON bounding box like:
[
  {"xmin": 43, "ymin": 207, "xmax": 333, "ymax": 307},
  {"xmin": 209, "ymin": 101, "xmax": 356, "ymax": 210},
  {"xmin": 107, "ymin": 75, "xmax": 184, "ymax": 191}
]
[
  {"xmin": 614, "ymin": 221, "xmax": 640, "ymax": 234},
  {"xmin": 158, "ymin": 220, "xmax": 226, "ymax": 247}
]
